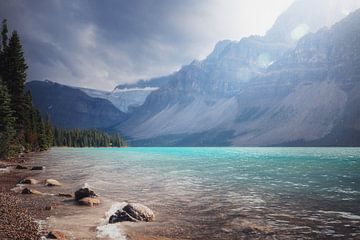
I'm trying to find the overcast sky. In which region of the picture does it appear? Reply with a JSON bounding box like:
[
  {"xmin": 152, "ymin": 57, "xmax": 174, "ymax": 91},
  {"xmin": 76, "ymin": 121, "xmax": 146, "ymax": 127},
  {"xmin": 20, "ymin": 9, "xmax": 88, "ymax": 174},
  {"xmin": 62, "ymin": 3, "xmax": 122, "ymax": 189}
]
[{"xmin": 0, "ymin": 0, "xmax": 294, "ymax": 90}]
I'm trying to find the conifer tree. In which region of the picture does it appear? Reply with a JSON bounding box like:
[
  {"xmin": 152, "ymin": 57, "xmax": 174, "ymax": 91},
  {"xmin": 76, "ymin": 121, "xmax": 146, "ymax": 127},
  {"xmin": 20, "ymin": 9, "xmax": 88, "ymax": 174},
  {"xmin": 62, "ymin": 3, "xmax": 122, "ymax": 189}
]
[
  {"xmin": 2, "ymin": 29, "xmax": 28, "ymax": 129},
  {"xmin": 1, "ymin": 19, "xmax": 8, "ymax": 51},
  {"xmin": 0, "ymin": 79, "xmax": 18, "ymax": 158}
]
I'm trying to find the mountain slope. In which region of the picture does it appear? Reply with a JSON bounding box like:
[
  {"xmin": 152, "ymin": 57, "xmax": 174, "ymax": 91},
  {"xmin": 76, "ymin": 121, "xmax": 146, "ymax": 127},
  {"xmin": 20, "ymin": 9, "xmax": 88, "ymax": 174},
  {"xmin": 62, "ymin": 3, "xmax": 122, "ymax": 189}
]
[
  {"xmin": 25, "ymin": 80, "xmax": 126, "ymax": 129},
  {"xmin": 117, "ymin": 0, "xmax": 360, "ymax": 146}
]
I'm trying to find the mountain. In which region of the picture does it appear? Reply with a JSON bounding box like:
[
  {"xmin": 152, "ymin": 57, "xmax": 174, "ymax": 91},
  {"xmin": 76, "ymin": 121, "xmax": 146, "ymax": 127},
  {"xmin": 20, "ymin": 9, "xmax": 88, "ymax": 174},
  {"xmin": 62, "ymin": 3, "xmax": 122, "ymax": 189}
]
[
  {"xmin": 80, "ymin": 86, "xmax": 158, "ymax": 113},
  {"xmin": 116, "ymin": 0, "xmax": 360, "ymax": 146},
  {"xmin": 25, "ymin": 80, "xmax": 126, "ymax": 129},
  {"xmin": 26, "ymin": 0, "xmax": 360, "ymax": 146},
  {"xmin": 76, "ymin": 75, "xmax": 173, "ymax": 113}
]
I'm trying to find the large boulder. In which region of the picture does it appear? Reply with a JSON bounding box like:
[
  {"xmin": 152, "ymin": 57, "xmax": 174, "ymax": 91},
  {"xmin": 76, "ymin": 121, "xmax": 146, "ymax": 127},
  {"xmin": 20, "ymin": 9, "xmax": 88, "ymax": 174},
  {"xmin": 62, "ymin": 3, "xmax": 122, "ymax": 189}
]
[
  {"xmin": 74, "ymin": 188, "xmax": 97, "ymax": 201},
  {"xmin": 78, "ymin": 197, "xmax": 101, "ymax": 207},
  {"xmin": 45, "ymin": 179, "xmax": 62, "ymax": 186},
  {"xmin": 109, "ymin": 203, "xmax": 155, "ymax": 223}
]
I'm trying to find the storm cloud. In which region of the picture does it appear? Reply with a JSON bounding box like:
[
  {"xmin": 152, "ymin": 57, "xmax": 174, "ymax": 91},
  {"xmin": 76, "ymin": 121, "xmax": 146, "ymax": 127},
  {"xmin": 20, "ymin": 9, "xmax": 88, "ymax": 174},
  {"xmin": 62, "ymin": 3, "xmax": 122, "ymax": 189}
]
[{"xmin": 0, "ymin": 0, "xmax": 293, "ymax": 90}]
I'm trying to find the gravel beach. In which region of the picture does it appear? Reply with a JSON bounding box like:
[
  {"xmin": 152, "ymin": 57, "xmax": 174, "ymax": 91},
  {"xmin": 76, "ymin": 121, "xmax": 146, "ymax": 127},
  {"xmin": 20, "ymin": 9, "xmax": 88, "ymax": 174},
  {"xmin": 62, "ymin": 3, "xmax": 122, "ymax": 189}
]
[{"xmin": 0, "ymin": 156, "xmax": 56, "ymax": 240}]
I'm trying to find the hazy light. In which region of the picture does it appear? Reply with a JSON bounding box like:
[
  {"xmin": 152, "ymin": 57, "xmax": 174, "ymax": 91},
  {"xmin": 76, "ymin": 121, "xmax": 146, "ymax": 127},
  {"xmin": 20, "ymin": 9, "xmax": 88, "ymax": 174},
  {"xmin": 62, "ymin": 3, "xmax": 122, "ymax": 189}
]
[
  {"xmin": 237, "ymin": 67, "xmax": 252, "ymax": 82},
  {"xmin": 342, "ymin": 9, "xmax": 350, "ymax": 16},
  {"xmin": 291, "ymin": 23, "xmax": 310, "ymax": 41},
  {"xmin": 257, "ymin": 53, "xmax": 272, "ymax": 68}
]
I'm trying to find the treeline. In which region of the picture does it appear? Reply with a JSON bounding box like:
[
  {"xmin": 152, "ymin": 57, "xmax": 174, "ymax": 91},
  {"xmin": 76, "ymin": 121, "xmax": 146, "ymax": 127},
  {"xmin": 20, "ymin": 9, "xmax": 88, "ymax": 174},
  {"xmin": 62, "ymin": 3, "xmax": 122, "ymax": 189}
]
[
  {"xmin": 0, "ymin": 19, "xmax": 53, "ymax": 159},
  {"xmin": 53, "ymin": 128, "xmax": 127, "ymax": 147},
  {"xmin": 0, "ymin": 20, "xmax": 127, "ymax": 159}
]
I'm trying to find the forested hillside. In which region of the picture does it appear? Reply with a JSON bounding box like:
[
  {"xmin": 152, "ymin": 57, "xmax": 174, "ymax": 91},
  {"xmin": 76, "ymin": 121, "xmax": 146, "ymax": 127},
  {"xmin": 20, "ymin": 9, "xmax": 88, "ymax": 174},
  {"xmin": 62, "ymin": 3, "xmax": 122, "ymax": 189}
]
[
  {"xmin": 0, "ymin": 19, "xmax": 53, "ymax": 158},
  {"xmin": 0, "ymin": 20, "xmax": 127, "ymax": 159},
  {"xmin": 53, "ymin": 128, "xmax": 127, "ymax": 147}
]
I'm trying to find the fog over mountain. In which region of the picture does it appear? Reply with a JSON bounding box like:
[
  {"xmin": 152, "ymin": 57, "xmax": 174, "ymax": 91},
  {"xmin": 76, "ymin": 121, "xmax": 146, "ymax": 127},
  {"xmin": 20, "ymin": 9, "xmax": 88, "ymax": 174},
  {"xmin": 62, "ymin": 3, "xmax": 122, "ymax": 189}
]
[
  {"xmin": 25, "ymin": 0, "xmax": 360, "ymax": 146},
  {"xmin": 111, "ymin": 0, "xmax": 360, "ymax": 146},
  {"xmin": 0, "ymin": 0, "xmax": 295, "ymax": 90}
]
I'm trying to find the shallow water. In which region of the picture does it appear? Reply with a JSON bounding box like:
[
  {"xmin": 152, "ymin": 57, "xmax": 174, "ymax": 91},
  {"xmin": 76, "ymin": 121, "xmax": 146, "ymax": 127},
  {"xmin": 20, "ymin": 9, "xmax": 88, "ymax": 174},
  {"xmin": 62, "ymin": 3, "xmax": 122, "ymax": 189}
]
[{"xmin": 33, "ymin": 147, "xmax": 360, "ymax": 239}]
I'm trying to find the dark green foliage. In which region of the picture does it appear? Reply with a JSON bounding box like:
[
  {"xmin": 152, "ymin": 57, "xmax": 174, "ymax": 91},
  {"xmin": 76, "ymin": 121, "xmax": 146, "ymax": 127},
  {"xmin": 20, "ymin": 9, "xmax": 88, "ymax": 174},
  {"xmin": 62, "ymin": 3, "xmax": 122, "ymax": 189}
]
[
  {"xmin": 53, "ymin": 128, "xmax": 127, "ymax": 148},
  {"xmin": 0, "ymin": 79, "xmax": 19, "ymax": 158},
  {"xmin": 2, "ymin": 30, "xmax": 28, "ymax": 128},
  {"xmin": 0, "ymin": 19, "xmax": 127, "ymax": 159},
  {"xmin": 1, "ymin": 19, "xmax": 8, "ymax": 51},
  {"xmin": 0, "ymin": 19, "xmax": 52, "ymax": 159}
]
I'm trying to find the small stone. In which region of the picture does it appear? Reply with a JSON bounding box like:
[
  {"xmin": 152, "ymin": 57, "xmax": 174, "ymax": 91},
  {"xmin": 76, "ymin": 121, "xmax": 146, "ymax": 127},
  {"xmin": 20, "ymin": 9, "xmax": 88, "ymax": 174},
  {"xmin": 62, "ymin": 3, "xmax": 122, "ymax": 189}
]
[
  {"xmin": 21, "ymin": 188, "xmax": 42, "ymax": 195},
  {"xmin": 31, "ymin": 166, "xmax": 45, "ymax": 170},
  {"xmin": 45, "ymin": 179, "xmax": 62, "ymax": 186},
  {"xmin": 58, "ymin": 193, "xmax": 73, "ymax": 198},
  {"xmin": 19, "ymin": 178, "xmax": 38, "ymax": 184},
  {"xmin": 15, "ymin": 165, "xmax": 27, "ymax": 169},
  {"xmin": 78, "ymin": 197, "xmax": 101, "ymax": 207},
  {"xmin": 47, "ymin": 230, "xmax": 67, "ymax": 240},
  {"xmin": 45, "ymin": 205, "xmax": 53, "ymax": 211}
]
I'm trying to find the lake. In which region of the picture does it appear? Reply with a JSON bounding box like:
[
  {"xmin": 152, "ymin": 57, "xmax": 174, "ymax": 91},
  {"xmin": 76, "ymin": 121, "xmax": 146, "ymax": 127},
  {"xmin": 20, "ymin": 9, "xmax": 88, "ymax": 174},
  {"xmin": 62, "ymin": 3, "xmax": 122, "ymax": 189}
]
[{"xmin": 32, "ymin": 147, "xmax": 360, "ymax": 239}]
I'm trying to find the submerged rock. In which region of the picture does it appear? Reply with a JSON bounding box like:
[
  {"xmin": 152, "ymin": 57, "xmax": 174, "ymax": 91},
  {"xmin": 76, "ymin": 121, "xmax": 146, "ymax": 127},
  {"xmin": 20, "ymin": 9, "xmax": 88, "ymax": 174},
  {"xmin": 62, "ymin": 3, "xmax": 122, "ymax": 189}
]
[
  {"xmin": 109, "ymin": 210, "xmax": 137, "ymax": 223},
  {"xmin": 19, "ymin": 178, "xmax": 38, "ymax": 184},
  {"xmin": 15, "ymin": 165, "xmax": 27, "ymax": 170},
  {"xmin": 74, "ymin": 188, "xmax": 97, "ymax": 201},
  {"xmin": 58, "ymin": 193, "xmax": 73, "ymax": 198},
  {"xmin": 78, "ymin": 197, "xmax": 101, "ymax": 207},
  {"xmin": 47, "ymin": 230, "xmax": 67, "ymax": 240},
  {"xmin": 109, "ymin": 203, "xmax": 155, "ymax": 223},
  {"xmin": 21, "ymin": 188, "xmax": 42, "ymax": 195},
  {"xmin": 31, "ymin": 166, "xmax": 45, "ymax": 170},
  {"xmin": 45, "ymin": 205, "xmax": 54, "ymax": 211},
  {"xmin": 45, "ymin": 179, "xmax": 62, "ymax": 186}
]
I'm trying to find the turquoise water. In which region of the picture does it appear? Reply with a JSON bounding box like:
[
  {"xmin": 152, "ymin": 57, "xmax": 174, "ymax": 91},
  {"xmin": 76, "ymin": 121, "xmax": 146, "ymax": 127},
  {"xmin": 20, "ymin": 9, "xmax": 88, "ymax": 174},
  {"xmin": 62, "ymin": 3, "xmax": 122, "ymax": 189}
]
[{"xmin": 36, "ymin": 147, "xmax": 360, "ymax": 239}]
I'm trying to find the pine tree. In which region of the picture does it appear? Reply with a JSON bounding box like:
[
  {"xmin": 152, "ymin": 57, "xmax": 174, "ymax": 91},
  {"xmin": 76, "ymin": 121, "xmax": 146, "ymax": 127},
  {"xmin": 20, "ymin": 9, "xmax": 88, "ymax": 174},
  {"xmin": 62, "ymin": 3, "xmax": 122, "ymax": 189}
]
[
  {"xmin": 0, "ymin": 79, "xmax": 18, "ymax": 158},
  {"xmin": 1, "ymin": 19, "xmax": 8, "ymax": 51},
  {"xmin": 44, "ymin": 117, "xmax": 54, "ymax": 147},
  {"xmin": 2, "ymin": 30, "xmax": 28, "ymax": 129}
]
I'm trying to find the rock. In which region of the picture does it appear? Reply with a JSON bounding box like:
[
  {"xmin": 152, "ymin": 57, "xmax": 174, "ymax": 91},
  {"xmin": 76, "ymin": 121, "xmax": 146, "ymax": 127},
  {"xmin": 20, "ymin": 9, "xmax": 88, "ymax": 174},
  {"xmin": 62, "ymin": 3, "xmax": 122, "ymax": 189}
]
[
  {"xmin": 45, "ymin": 205, "xmax": 53, "ymax": 211},
  {"xmin": 58, "ymin": 193, "xmax": 73, "ymax": 198},
  {"xmin": 15, "ymin": 165, "xmax": 27, "ymax": 169},
  {"xmin": 47, "ymin": 230, "xmax": 67, "ymax": 240},
  {"xmin": 109, "ymin": 203, "xmax": 155, "ymax": 223},
  {"xmin": 31, "ymin": 166, "xmax": 45, "ymax": 170},
  {"xmin": 123, "ymin": 203, "xmax": 155, "ymax": 222},
  {"xmin": 78, "ymin": 197, "xmax": 101, "ymax": 207},
  {"xmin": 19, "ymin": 178, "xmax": 38, "ymax": 184},
  {"xmin": 109, "ymin": 210, "xmax": 138, "ymax": 223},
  {"xmin": 240, "ymin": 222, "xmax": 273, "ymax": 235},
  {"xmin": 21, "ymin": 188, "xmax": 42, "ymax": 195},
  {"xmin": 74, "ymin": 188, "xmax": 97, "ymax": 201},
  {"xmin": 45, "ymin": 179, "xmax": 62, "ymax": 186}
]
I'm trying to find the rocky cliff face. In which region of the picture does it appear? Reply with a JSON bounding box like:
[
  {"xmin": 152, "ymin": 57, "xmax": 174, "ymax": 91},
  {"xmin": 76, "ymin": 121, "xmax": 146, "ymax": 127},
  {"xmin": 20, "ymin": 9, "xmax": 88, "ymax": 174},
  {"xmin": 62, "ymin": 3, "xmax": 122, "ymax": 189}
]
[
  {"xmin": 117, "ymin": 1, "xmax": 360, "ymax": 146},
  {"xmin": 25, "ymin": 81, "xmax": 126, "ymax": 129},
  {"xmin": 27, "ymin": 0, "xmax": 360, "ymax": 146}
]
